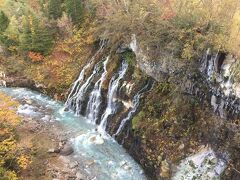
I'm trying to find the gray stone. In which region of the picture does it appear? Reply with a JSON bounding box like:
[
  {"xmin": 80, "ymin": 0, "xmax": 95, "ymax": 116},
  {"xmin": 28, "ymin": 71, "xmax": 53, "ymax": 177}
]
[
  {"xmin": 116, "ymin": 44, "xmax": 129, "ymax": 54},
  {"xmin": 69, "ymin": 161, "xmax": 78, "ymax": 169},
  {"xmin": 60, "ymin": 144, "xmax": 74, "ymax": 156},
  {"xmin": 76, "ymin": 172, "xmax": 84, "ymax": 180},
  {"xmin": 67, "ymin": 175, "xmax": 77, "ymax": 179},
  {"xmin": 85, "ymin": 160, "xmax": 95, "ymax": 167}
]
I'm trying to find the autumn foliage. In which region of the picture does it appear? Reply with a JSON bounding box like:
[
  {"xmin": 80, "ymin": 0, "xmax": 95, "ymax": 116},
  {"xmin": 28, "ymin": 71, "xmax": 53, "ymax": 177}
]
[
  {"xmin": 28, "ymin": 51, "xmax": 44, "ymax": 62},
  {"xmin": 0, "ymin": 93, "xmax": 31, "ymax": 179}
]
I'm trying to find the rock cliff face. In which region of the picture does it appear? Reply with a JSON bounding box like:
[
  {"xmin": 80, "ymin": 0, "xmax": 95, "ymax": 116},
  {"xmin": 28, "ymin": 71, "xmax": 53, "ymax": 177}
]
[
  {"xmin": 130, "ymin": 34, "xmax": 184, "ymax": 80},
  {"xmin": 199, "ymin": 51, "xmax": 240, "ymax": 119},
  {"xmin": 131, "ymin": 35, "xmax": 240, "ymax": 120},
  {"xmin": 124, "ymin": 35, "xmax": 240, "ymax": 179}
]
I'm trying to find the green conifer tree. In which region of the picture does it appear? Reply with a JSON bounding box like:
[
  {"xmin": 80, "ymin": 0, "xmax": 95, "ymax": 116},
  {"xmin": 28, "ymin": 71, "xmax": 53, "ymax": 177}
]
[
  {"xmin": 65, "ymin": 0, "xmax": 84, "ymax": 26},
  {"xmin": 31, "ymin": 19, "xmax": 54, "ymax": 55},
  {"xmin": 0, "ymin": 11, "xmax": 9, "ymax": 32},
  {"xmin": 20, "ymin": 15, "xmax": 32, "ymax": 52},
  {"xmin": 48, "ymin": 0, "xmax": 63, "ymax": 19},
  {"xmin": 20, "ymin": 15, "xmax": 54, "ymax": 55}
]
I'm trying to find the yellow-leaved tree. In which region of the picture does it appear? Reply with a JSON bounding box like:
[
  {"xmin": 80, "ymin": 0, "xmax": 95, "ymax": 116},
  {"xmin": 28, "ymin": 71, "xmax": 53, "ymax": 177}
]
[{"xmin": 0, "ymin": 93, "xmax": 31, "ymax": 179}]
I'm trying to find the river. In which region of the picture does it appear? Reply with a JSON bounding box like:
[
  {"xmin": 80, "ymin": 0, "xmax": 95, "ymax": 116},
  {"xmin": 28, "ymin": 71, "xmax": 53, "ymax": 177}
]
[{"xmin": 0, "ymin": 87, "xmax": 146, "ymax": 180}]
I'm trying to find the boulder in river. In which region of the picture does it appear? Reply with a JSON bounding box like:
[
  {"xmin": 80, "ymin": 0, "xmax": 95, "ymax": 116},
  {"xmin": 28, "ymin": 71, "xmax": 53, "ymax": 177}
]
[
  {"xmin": 60, "ymin": 144, "xmax": 74, "ymax": 156},
  {"xmin": 76, "ymin": 172, "xmax": 84, "ymax": 180},
  {"xmin": 88, "ymin": 135, "xmax": 104, "ymax": 145},
  {"xmin": 26, "ymin": 99, "xmax": 33, "ymax": 105},
  {"xmin": 69, "ymin": 161, "xmax": 78, "ymax": 169}
]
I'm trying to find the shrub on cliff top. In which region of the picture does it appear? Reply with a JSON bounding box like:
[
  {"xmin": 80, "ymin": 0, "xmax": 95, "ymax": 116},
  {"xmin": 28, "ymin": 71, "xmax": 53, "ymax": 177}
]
[{"xmin": 89, "ymin": 0, "xmax": 240, "ymax": 60}]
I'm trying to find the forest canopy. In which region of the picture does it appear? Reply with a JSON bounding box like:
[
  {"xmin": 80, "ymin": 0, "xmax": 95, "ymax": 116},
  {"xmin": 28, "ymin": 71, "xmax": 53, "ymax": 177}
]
[
  {"xmin": 0, "ymin": 0, "xmax": 239, "ymax": 59},
  {"xmin": 0, "ymin": 0, "xmax": 239, "ymax": 87}
]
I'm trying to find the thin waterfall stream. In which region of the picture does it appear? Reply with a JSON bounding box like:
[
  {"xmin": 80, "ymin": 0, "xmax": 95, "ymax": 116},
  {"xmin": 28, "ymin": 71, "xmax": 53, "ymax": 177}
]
[
  {"xmin": 98, "ymin": 60, "xmax": 128, "ymax": 133},
  {"xmin": 74, "ymin": 61, "xmax": 102, "ymax": 115},
  {"xmin": 86, "ymin": 56, "xmax": 109, "ymax": 123},
  {"xmin": 113, "ymin": 80, "xmax": 153, "ymax": 137},
  {"xmin": 65, "ymin": 40, "xmax": 106, "ymax": 110}
]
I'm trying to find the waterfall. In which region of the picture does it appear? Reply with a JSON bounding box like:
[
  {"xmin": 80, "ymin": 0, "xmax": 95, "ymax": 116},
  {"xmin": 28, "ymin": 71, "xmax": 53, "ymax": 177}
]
[
  {"xmin": 65, "ymin": 40, "xmax": 106, "ymax": 111},
  {"xmin": 130, "ymin": 34, "xmax": 138, "ymax": 53},
  {"xmin": 113, "ymin": 81, "xmax": 152, "ymax": 137},
  {"xmin": 86, "ymin": 56, "xmax": 109, "ymax": 123},
  {"xmin": 65, "ymin": 62, "xmax": 91, "ymax": 108},
  {"xmin": 65, "ymin": 61, "xmax": 101, "ymax": 115},
  {"xmin": 65, "ymin": 38, "xmax": 155, "ymax": 137},
  {"xmin": 74, "ymin": 61, "xmax": 101, "ymax": 115},
  {"xmin": 98, "ymin": 60, "xmax": 128, "ymax": 132},
  {"xmin": 206, "ymin": 55, "xmax": 215, "ymax": 80}
]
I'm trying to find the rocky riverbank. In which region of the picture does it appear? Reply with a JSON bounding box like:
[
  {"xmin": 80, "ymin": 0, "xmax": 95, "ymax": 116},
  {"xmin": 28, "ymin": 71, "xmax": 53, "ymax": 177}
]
[{"xmin": 15, "ymin": 102, "xmax": 89, "ymax": 180}]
